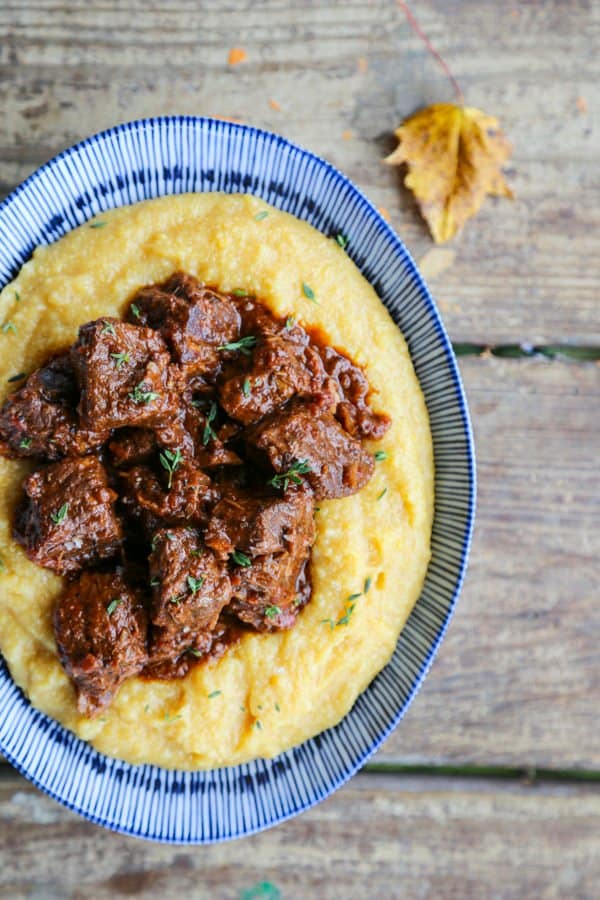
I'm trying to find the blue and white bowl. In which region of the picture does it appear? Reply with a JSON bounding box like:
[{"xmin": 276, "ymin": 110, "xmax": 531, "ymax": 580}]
[{"xmin": 0, "ymin": 117, "xmax": 475, "ymax": 843}]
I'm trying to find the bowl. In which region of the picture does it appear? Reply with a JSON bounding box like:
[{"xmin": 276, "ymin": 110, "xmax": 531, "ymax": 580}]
[{"xmin": 0, "ymin": 116, "xmax": 475, "ymax": 843}]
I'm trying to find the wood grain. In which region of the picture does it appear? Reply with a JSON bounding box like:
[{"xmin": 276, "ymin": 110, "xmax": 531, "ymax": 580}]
[
  {"xmin": 0, "ymin": 770, "xmax": 598, "ymax": 899},
  {"xmin": 0, "ymin": 0, "xmax": 598, "ymax": 342}
]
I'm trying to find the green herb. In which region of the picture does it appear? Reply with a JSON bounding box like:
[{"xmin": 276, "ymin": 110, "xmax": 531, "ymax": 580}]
[
  {"xmin": 232, "ymin": 288, "xmax": 249, "ymax": 297},
  {"xmin": 101, "ymin": 321, "xmax": 116, "ymax": 335},
  {"xmin": 274, "ymin": 702, "xmax": 281, "ymax": 712},
  {"xmin": 254, "ymin": 210, "xmax": 269, "ymax": 221},
  {"xmin": 50, "ymin": 502, "xmax": 69, "ymax": 525},
  {"xmin": 347, "ymin": 592, "xmax": 362, "ymax": 602},
  {"xmin": 7, "ymin": 372, "xmax": 27, "ymax": 383},
  {"xmin": 255, "ymin": 720, "xmax": 263, "ymax": 730},
  {"xmin": 150, "ymin": 533, "xmax": 159, "ymax": 552},
  {"xmin": 106, "ymin": 596, "xmax": 124, "ymax": 616},
  {"xmin": 336, "ymin": 601, "xmax": 357, "ymax": 627},
  {"xmin": 242, "ymin": 377, "xmax": 251, "ymax": 397},
  {"xmin": 19, "ymin": 437, "xmax": 32, "ymax": 449},
  {"xmin": 149, "ymin": 576, "xmax": 160, "ymax": 587},
  {"xmin": 187, "ymin": 575, "xmax": 205, "ymax": 595},
  {"xmin": 321, "ymin": 618, "xmax": 335, "ymax": 630},
  {"xmin": 257, "ymin": 704, "xmax": 263, "ymax": 710},
  {"xmin": 202, "ymin": 401, "xmax": 218, "ymax": 445},
  {"xmin": 335, "ymin": 233, "xmax": 348, "ymax": 249},
  {"xmin": 169, "ymin": 593, "xmax": 186, "ymax": 605},
  {"xmin": 110, "ymin": 351, "xmax": 131, "ymax": 370},
  {"xmin": 188, "ymin": 648, "xmax": 204, "ymax": 658},
  {"xmin": 374, "ymin": 450, "xmax": 388, "ymax": 462},
  {"xmin": 269, "ymin": 459, "xmax": 312, "ymax": 491},
  {"xmin": 364, "ymin": 576, "xmax": 372, "ymax": 594},
  {"xmin": 314, "ymin": 506, "xmax": 321, "ymax": 512},
  {"xmin": 159, "ymin": 447, "xmax": 183, "ymax": 488},
  {"xmin": 231, "ymin": 549, "xmax": 252, "ymax": 568},
  {"xmin": 144, "ymin": 704, "xmax": 150, "ymax": 713},
  {"xmin": 14, "ymin": 291, "xmax": 20, "ymax": 302},
  {"xmin": 302, "ymin": 282, "xmax": 318, "ymax": 303},
  {"xmin": 0, "ymin": 555, "xmax": 5, "ymax": 573},
  {"xmin": 285, "ymin": 315, "xmax": 296, "ymax": 329},
  {"xmin": 164, "ymin": 712, "xmax": 182, "ymax": 722},
  {"xmin": 130, "ymin": 302, "xmax": 141, "ymax": 319},
  {"xmin": 207, "ymin": 690, "xmax": 222, "ymax": 699},
  {"xmin": 293, "ymin": 596, "xmax": 303, "ymax": 608},
  {"xmin": 129, "ymin": 382, "xmax": 159, "ymax": 404},
  {"xmin": 190, "ymin": 549, "xmax": 202, "ymax": 557},
  {"xmin": 217, "ymin": 335, "xmax": 257, "ymax": 356},
  {"xmin": 165, "ymin": 532, "xmax": 176, "ymax": 542},
  {"xmin": 2, "ymin": 321, "xmax": 17, "ymax": 334},
  {"xmin": 264, "ymin": 605, "xmax": 281, "ymax": 620},
  {"xmin": 89, "ymin": 221, "xmax": 107, "ymax": 229},
  {"xmin": 376, "ymin": 487, "xmax": 387, "ymax": 501},
  {"xmin": 240, "ymin": 705, "xmax": 246, "ymax": 712}
]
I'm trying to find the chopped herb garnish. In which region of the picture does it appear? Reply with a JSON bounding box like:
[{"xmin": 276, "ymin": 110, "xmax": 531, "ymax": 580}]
[
  {"xmin": 347, "ymin": 592, "xmax": 362, "ymax": 602},
  {"xmin": 15, "ymin": 291, "xmax": 20, "ymax": 302},
  {"xmin": 130, "ymin": 302, "xmax": 141, "ymax": 319},
  {"xmin": 242, "ymin": 377, "xmax": 251, "ymax": 397},
  {"xmin": 19, "ymin": 437, "xmax": 32, "ymax": 449},
  {"xmin": 89, "ymin": 221, "xmax": 107, "ymax": 229},
  {"xmin": 274, "ymin": 702, "xmax": 281, "ymax": 712},
  {"xmin": 0, "ymin": 555, "xmax": 5, "ymax": 573},
  {"xmin": 240, "ymin": 705, "xmax": 246, "ymax": 712},
  {"xmin": 169, "ymin": 593, "xmax": 186, "ymax": 605},
  {"xmin": 101, "ymin": 321, "xmax": 116, "ymax": 335},
  {"xmin": 264, "ymin": 605, "xmax": 281, "ymax": 620},
  {"xmin": 207, "ymin": 690, "xmax": 222, "ymax": 699},
  {"xmin": 293, "ymin": 596, "xmax": 303, "ymax": 608},
  {"xmin": 202, "ymin": 401, "xmax": 218, "ymax": 445},
  {"xmin": 364, "ymin": 576, "xmax": 372, "ymax": 593},
  {"xmin": 217, "ymin": 335, "xmax": 257, "ymax": 356},
  {"xmin": 7, "ymin": 372, "xmax": 27, "ymax": 383},
  {"xmin": 374, "ymin": 450, "xmax": 388, "ymax": 462},
  {"xmin": 190, "ymin": 549, "xmax": 202, "ymax": 557},
  {"xmin": 188, "ymin": 648, "xmax": 204, "ymax": 658},
  {"xmin": 269, "ymin": 459, "xmax": 312, "ymax": 491},
  {"xmin": 335, "ymin": 233, "xmax": 348, "ymax": 249},
  {"xmin": 2, "ymin": 321, "xmax": 17, "ymax": 334},
  {"xmin": 144, "ymin": 704, "xmax": 150, "ymax": 713},
  {"xmin": 376, "ymin": 487, "xmax": 388, "ymax": 501},
  {"xmin": 149, "ymin": 576, "xmax": 160, "ymax": 587},
  {"xmin": 129, "ymin": 382, "xmax": 160, "ymax": 404},
  {"xmin": 164, "ymin": 712, "xmax": 182, "ymax": 722},
  {"xmin": 302, "ymin": 282, "xmax": 317, "ymax": 303},
  {"xmin": 50, "ymin": 502, "xmax": 69, "ymax": 525},
  {"xmin": 165, "ymin": 532, "xmax": 176, "ymax": 542},
  {"xmin": 231, "ymin": 549, "xmax": 252, "ymax": 567},
  {"xmin": 159, "ymin": 447, "xmax": 183, "ymax": 488},
  {"xmin": 285, "ymin": 315, "xmax": 296, "ymax": 329},
  {"xmin": 187, "ymin": 575, "xmax": 205, "ymax": 595},
  {"xmin": 106, "ymin": 596, "xmax": 124, "ymax": 616},
  {"xmin": 314, "ymin": 506, "xmax": 321, "ymax": 512},
  {"xmin": 232, "ymin": 288, "xmax": 249, "ymax": 297},
  {"xmin": 110, "ymin": 351, "xmax": 131, "ymax": 370},
  {"xmin": 150, "ymin": 534, "xmax": 159, "ymax": 551},
  {"xmin": 254, "ymin": 210, "xmax": 269, "ymax": 221},
  {"xmin": 336, "ymin": 602, "xmax": 357, "ymax": 627},
  {"xmin": 321, "ymin": 618, "xmax": 335, "ymax": 630},
  {"xmin": 255, "ymin": 720, "xmax": 263, "ymax": 730}
]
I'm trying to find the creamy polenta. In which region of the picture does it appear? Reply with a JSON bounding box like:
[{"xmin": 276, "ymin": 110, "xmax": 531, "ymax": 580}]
[{"xmin": 0, "ymin": 193, "xmax": 433, "ymax": 769}]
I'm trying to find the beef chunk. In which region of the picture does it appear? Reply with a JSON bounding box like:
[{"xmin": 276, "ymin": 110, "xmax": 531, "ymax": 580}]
[
  {"xmin": 71, "ymin": 318, "xmax": 180, "ymax": 432},
  {"xmin": 245, "ymin": 400, "xmax": 375, "ymax": 500},
  {"xmin": 120, "ymin": 461, "xmax": 216, "ymax": 534},
  {"xmin": 319, "ymin": 345, "xmax": 391, "ymax": 440},
  {"xmin": 14, "ymin": 456, "xmax": 122, "ymax": 574},
  {"xmin": 147, "ymin": 528, "xmax": 231, "ymax": 661},
  {"xmin": 54, "ymin": 571, "xmax": 147, "ymax": 716},
  {"xmin": 0, "ymin": 354, "xmax": 108, "ymax": 460},
  {"xmin": 208, "ymin": 487, "xmax": 315, "ymax": 633},
  {"xmin": 127, "ymin": 273, "xmax": 240, "ymax": 376},
  {"xmin": 108, "ymin": 428, "xmax": 157, "ymax": 468},
  {"xmin": 218, "ymin": 333, "xmax": 325, "ymax": 425},
  {"xmin": 205, "ymin": 486, "xmax": 313, "ymax": 560}
]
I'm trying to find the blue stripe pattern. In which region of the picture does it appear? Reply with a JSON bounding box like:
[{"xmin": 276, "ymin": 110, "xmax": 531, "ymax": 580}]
[{"xmin": 0, "ymin": 117, "xmax": 475, "ymax": 843}]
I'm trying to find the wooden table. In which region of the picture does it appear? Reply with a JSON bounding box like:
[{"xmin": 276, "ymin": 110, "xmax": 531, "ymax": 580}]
[{"xmin": 1, "ymin": 2, "xmax": 599, "ymax": 896}]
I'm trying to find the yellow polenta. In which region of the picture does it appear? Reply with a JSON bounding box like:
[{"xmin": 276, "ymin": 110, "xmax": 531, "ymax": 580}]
[{"xmin": 0, "ymin": 193, "xmax": 433, "ymax": 769}]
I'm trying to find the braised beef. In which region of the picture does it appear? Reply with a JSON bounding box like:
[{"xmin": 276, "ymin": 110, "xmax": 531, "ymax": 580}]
[
  {"xmin": 0, "ymin": 354, "xmax": 108, "ymax": 460},
  {"xmin": 71, "ymin": 318, "xmax": 180, "ymax": 432},
  {"xmin": 2, "ymin": 274, "xmax": 390, "ymax": 712},
  {"xmin": 128, "ymin": 272, "xmax": 241, "ymax": 376},
  {"xmin": 14, "ymin": 455, "xmax": 122, "ymax": 574},
  {"xmin": 245, "ymin": 400, "xmax": 375, "ymax": 499},
  {"xmin": 54, "ymin": 571, "xmax": 147, "ymax": 716}
]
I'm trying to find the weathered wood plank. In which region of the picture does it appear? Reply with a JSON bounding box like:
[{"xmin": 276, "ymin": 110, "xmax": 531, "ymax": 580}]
[
  {"xmin": 0, "ymin": 0, "xmax": 598, "ymax": 342},
  {"xmin": 380, "ymin": 355, "xmax": 600, "ymax": 768},
  {"xmin": 0, "ymin": 770, "xmax": 599, "ymax": 898}
]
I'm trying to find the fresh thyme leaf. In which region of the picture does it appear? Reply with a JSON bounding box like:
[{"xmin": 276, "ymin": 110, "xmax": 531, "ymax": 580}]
[
  {"xmin": 347, "ymin": 592, "xmax": 362, "ymax": 602},
  {"xmin": 190, "ymin": 549, "xmax": 202, "ymax": 557},
  {"xmin": 285, "ymin": 315, "xmax": 296, "ymax": 329},
  {"xmin": 335, "ymin": 233, "xmax": 348, "ymax": 248},
  {"xmin": 202, "ymin": 401, "xmax": 218, "ymax": 445},
  {"xmin": 106, "ymin": 596, "xmax": 123, "ymax": 615},
  {"xmin": 302, "ymin": 282, "xmax": 317, "ymax": 303},
  {"xmin": 231, "ymin": 549, "xmax": 252, "ymax": 567},
  {"xmin": 374, "ymin": 450, "xmax": 388, "ymax": 462},
  {"xmin": 321, "ymin": 618, "xmax": 335, "ymax": 630},
  {"xmin": 364, "ymin": 576, "xmax": 372, "ymax": 593},
  {"xmin": 274, "ymin": 702, "xmax": 281, "ymax": 712},
  {"xmin": 149, "ymin": 576, "xmax": 160, "ymax": 587},
  {"xmin": 169, "ymin": 593, "xmax": 186, "ymax": 605},
  {"xmin": 254, "ymin": 210, "xmax": 269, "ymax": 221},
  {"xmin": 129, "ymin": 382, "xmax": 159, "ymax": 404},
  {"xmin": 50, "ymin": 502, "xmax": 69, "ymax": 525},
  {"xmin": 2, "ymin": 321, "xmax": 17, "ymax": 334},
  {"xmin": 164, "ymin": 712, "xmax": 182, "ymax": 722},
  {"xmin": 165, "ymin": 532, "xmax": 176, "ymax": 542},
  {"xmin": 264, "ymin": 605, "xmax": 281, "ymax": 619},
  {"xmin": 207, "ymin": 690, "xmax": 222, "ymax": 699},
  {"xmin": 269, "ymin": 459, "xmax": 312, "ymax": 491},
  {"xmin": 14, "ymin": 291, "xmax": 20, "ymax": 302},
  {"xmin": 377, "ymin": 487, "xmax": 388, "ymax": 501},
  {"xmin": 0, "ymin": 555, "xmax": 5, "ymax": 572},
  {"xmin": 242, "ymin": 377, "xmax": 251, "ymax": 397},
  {"xmin": 255, "ymin": 720, "xmax": 263, "ymax": 730},
  {"xmin": 217, "ymin": 335, "xmax": 257, "ymax": 356},
  {"xmin": 188, "ymin": 648, "xmax": 204, "ymax": 658},
  {"xmin": 187, "ymin": 575, "xmax": 205, "ymax": 595},
  {"xmin": 110, "ymin": 351, "xmax": 131, "ymax": 370},
  {"xmin": 336, "ymin": 602, "xmax": 357, "ymax": 627},
  {"xmin": 232, "ymin": 288, "xmax": 249, "ymax": 296},
  {"xmin": 19, "ymin": 437, "xmax": 32, "ymax": 449},
  {"xmin": 159, "ymin": 447, "xmax": 183, "ymax": 488},
  {"xmin": 89, "ymin": 221, "xmax": 107, "ymax": 229},
  {"xmin": 8, "ymin": 372, "xmax": 27, "ymax": 383},
  {"xmin": 101, "ymin": 321, "xmax": 116, "ymax": 335}
]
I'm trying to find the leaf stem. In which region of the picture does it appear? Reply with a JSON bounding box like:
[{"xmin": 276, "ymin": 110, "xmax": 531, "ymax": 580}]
[{"xmin": 396, "ymin": 0, "xmax": 465, "ymax": 106}]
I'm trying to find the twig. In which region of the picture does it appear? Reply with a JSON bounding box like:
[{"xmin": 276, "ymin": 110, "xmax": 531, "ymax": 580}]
[{"xmin": 396, "ymin": 0, "xmax": 465, "ymax": 106}]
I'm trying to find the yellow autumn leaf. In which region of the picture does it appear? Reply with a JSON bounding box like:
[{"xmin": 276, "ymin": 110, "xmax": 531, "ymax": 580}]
[{"xmin": 384, "ymin": 103, "xmax": 513, "ymax": 243}]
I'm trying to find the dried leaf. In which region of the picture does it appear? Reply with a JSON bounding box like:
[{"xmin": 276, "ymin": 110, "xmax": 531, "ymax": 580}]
[{"xmin": 385, "ymin": 103, "xmax": 513, "ymax": 243}]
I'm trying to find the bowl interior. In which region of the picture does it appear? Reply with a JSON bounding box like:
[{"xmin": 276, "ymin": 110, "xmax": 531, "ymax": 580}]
[{"xmin": 0, "ymin": 117, "xmax": 475, "ymax": 843}]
